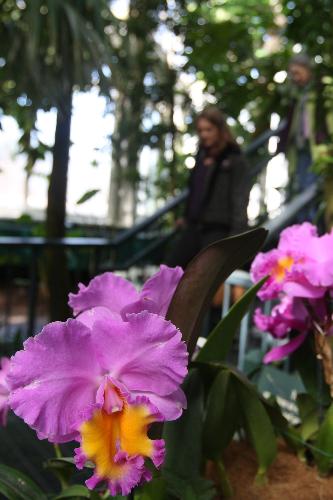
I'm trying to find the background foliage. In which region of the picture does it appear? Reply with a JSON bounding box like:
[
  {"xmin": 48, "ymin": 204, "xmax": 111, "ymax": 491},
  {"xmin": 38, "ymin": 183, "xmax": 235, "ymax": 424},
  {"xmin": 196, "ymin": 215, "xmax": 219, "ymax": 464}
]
[{"xmin": 1, "ymin": 0, "xmax": 332, "ymax": 224}]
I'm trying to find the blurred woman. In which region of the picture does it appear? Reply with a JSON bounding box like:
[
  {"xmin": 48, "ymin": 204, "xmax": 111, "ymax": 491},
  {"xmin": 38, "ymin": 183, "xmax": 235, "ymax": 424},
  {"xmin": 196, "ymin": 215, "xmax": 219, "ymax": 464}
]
[{"xmin": 167, "ymin": 106, "xmax": 250, "ymax": 270}]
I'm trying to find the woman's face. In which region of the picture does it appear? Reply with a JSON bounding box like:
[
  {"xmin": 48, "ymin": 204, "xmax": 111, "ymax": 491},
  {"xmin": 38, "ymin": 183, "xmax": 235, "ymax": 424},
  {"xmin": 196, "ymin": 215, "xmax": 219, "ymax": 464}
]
[
  {"xmin": 289, "ymin": 63, "xmax": 312, "ymax": 87},
  {"xmin": 196, "ymin": 118, "xmax": 221, "ymax": 149}
]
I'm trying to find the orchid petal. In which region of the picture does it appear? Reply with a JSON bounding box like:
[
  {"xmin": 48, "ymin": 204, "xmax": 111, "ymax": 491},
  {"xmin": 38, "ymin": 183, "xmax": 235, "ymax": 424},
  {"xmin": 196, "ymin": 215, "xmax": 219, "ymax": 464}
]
[
  {"xmin": 9, "ymin": 320, "xmax": 101, "ymax": 442},
  {"xmin": 121, "ymin": 265, "xmax": 183, "ymax": 319},
  {"xmin": 92, "ymin": 311, "xmax": 188, "ymax": 397},
  {"xmin": 263, "ymin": 332, "xmax": 308, "ymax": 364},
  {"xmin": 69, "ymin": 273, "xmax": 139, "ymax": 316}
]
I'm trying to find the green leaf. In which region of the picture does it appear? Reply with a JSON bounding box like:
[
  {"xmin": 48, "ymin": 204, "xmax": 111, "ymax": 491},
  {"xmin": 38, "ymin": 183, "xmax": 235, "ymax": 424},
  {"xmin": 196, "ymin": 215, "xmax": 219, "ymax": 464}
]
[
  {"xmin": 46, "ymin": 457, "xmax": 76, "ymax": 466},
  {"xmin": 44, "ymin": 457, "xmax": 77, "ymax": 490},
  {"xmin": 314, "ymin": 403, "xmax": 333, "ymax": 475},
  {"xmin": 76, "ymin": 189, "xmax": 100, "ymax": 205},
  {"xmin": 260, "ymin": 396, "xmax": 302, "ymax": 452},
  {"xmin": 297, "ymin": 393, "xmax": 319, "ymax": 441},
  {"xmin": 163, "ymin": 471, "xmax": 216, "ymax": 500},
  {"xmin": 234, "ymin": 376, "xmax": 277, "ymax": 481},
  {"xmin": 163, "ymin": 369, "xmax": 216, "ymax": 498},
  {"xmin": 0, "ymin": 464, "xmax": 47, "ymax": 500},
  {"xmin": 203, "ymin": 369, "xmax": 239, "ymax": 459},
  {"xmin": 197, "ymin": 276, "xmax": 267, "ymax": 363},
  {"xmin": 134, "ymin": 477, "xmax": 167, "ymax": 499},
  {"xmin": 292, "ymin": 336, "xmax": 330, "ymax": 405},
  {"xmin": 255, "ymin": 365, "xmax": 304, "ymax": 400},
  {"xmin": 53, "ymin": 485, "xmax": 91, "ymax": 499},
  {"xmin": 163, "ymin": 369, "xmax": 204, "ymax": 480},
  {"xmin": 166, "ymin": 228, "xmax": 267, "ymax": 356},
  {"xmin": 214, "ymin": 461, "xmax": 233, "ymax": 499}
]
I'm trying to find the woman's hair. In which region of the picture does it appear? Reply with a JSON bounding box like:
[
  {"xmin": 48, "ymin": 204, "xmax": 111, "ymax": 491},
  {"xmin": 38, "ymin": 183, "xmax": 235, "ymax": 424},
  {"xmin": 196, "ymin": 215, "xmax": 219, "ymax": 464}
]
[
  {"xmin": 196, "ymin": 106, "xmax": 237, "ymax": 149},
  {"xmin": 289, "ymin": 53, "xmax": 312, "ymax": 70}
]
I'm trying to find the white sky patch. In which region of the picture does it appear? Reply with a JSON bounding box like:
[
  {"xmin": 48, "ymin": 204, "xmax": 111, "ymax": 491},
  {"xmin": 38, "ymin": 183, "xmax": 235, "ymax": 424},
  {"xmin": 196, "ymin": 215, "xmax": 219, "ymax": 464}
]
[
  {"xmin": 273, "ymin": 70, "xmax": 287, "ymax": 84},
  {"xmin": 185, "ymin": 156, "xmax": 195, "ymax": 169},
  {"xmin": 110, "ymin": 0, "xmax": 129, "ymax": 20},
  {"xmin": 0, "ymin": 91, "xmax": 113, "ymax": 222},
  {"xmin": 0, "ymin": 116, "xmax": 26, "ymax": 217},
  {"xmin": 270, "ymin": 112, "xmax": 281, "ymax": 130},
  {"xmin": 292, "ymin": 43, "xmax": 303, "ymax": 53}
]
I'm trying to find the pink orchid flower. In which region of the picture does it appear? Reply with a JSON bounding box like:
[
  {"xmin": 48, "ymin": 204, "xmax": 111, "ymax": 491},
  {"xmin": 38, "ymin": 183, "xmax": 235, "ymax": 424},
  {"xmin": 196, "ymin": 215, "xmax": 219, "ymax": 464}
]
[
  {"xmin": 0, "ymin": 357, "xmax": 11, "ymax": 426},
  {"xmin": 8, "ymin": 267, "xmax": 188, "ymax": 496},
  {"xmin": 251, "ymin": 223, "xmax": 332, "ymax": 300}
]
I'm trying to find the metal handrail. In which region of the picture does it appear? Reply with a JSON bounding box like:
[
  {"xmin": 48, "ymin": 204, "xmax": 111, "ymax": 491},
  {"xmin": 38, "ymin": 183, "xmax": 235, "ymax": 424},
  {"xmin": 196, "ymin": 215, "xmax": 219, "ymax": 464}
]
[
  {"xmin": 0, "ymin": 236, "xmax": 115, "ymax": 248},
  {"xmin": 0, "ymin": 120, "xmax": 288, "ymax": 252},
  {"xmin": 244, "ymin": 119, "xmax": 287, "ymax": 156},
  {"xmin": 111, "ymin": 189, "xmax": 189, "ymax": 246},
  {"xmin": 264, "ymin": 182, "xmax": 320, "ymax": 245}
]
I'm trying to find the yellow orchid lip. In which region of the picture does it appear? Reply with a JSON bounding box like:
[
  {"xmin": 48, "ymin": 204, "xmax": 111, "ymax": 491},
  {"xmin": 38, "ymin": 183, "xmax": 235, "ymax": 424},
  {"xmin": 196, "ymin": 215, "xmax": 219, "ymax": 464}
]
[
  {"xmin": 273, "ymin": 255, "xmax": 294, "ymax": 282},
  {"xmin": 80, "ymin": 398, "xmax": 159, "ymax": 483}
]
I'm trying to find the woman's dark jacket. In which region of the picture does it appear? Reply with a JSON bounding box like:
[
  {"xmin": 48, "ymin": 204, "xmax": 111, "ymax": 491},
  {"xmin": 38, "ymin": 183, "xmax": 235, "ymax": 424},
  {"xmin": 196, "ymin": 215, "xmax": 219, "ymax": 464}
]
[{"xmin": 185, "ymin": 144, "xmax": 250, "ymax": 236}]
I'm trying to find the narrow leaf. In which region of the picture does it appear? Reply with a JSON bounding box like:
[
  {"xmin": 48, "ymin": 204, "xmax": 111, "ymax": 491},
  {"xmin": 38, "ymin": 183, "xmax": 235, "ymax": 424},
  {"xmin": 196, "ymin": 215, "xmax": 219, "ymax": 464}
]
[
  {"xmin": 46, "ymin": 457, "xmax": 76, "ymax": 467},
  {"xmin": 0, "ymin": 464, "xmax": 47, "ymax": 500},
  {"xmin": 203, "ymin": 369, "xmax": 239, "ymax": 459},
  {"xmin": 297, "ymin": 393, "xmax": 319, "ymax": 441},
  {"xmin": 197, "ymin": 277, "xmax": 267, "ymax": 363},
  {"xmin": 53, "ymin": 484, "xmax": 91, "ymax": 499},
  {"xmin": 166, "ymin": 228, "xmax": 267, "ymax": 356},
  {"xmin": 163, "ymin": 369, "xmax": 204, "ymax": 480},
  {"xmin": 234, "ymin": 376, "xmax": 277, "ymax": 481},
  {"xmin": 292, "ymin": 336, "xmax": 330, "ymax": 405},
  {"xmin": 76, "ymin": 189, "xmax": 100, "ymax": 205},
  {"xmin": 163, "ymin": 471, "xmax": 215, "ymax": 500},
  {"xmin": 134, "ymin": 477, "xmax": 167, "ymax": 499},
  {"xmin": 314, "ymin": 403, "xmax": 333, "ymax": 475}
]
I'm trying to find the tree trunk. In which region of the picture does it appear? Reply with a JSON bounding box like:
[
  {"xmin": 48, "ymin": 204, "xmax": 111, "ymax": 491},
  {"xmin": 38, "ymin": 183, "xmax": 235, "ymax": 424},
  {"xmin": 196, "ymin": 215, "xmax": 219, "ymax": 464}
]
[
  {"xmin": 45, "ymin": 89, "xmax": 72, "ymax": 321},
  {"xmin": 109, "ymin": 92, "xmax": 141, "ymax": 227},
  {"xmin": 109, "ymin": 94, "xmax": 125, "ymax": 226}
]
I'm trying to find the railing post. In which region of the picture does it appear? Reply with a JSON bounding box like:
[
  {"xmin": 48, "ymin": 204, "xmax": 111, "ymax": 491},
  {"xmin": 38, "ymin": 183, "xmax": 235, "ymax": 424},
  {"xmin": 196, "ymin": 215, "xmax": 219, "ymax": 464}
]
[
  {"xmin": 27, "ymin": 247, "xmax": 38, "ymax": 337},
  {"xmin": 3, "ymin": 255, "xmax": 13, "ymax": 338},
  {"xmin": 92, "ymin": 247, "xmax": 101, "ymax": 277}
]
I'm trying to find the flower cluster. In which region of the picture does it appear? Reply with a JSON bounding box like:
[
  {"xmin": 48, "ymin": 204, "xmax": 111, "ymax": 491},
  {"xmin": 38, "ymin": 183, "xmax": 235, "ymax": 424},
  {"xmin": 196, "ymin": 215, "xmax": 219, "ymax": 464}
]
[
  {"xmin": 5, "ymin": 266, "xmax": 188, "ymax": 496},
  {"xmin": 251, "ymin": 223, "xmax": 333, "ymax": 363}
]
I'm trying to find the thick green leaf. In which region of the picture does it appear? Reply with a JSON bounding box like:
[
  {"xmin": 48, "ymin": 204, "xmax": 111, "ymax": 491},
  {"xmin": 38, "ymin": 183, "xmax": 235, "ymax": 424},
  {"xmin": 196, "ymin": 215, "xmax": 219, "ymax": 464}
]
[
  {"xmin": 163, "ymin": 369, "xmax": 204, "ymax": 480},
  {"xmin": 76, "ymin": 189, "xmax": 100, "ymax": 205},
  {"xmin": 203, "ymin": 369, "xmax": 239, "ymax": 459},
  {"xmin": 197, "ymin": 277, "xmax": 267, "ymax": 363},
  {"xmin": 166, "ymin": 228, "xmax": 267, "ymax": 356},
  {"xmin": 314, "ymin": 403, "xmax": 333, "ymax": 475},
  {"xmin": 53, "ymin": 484, "xmax": 91, "ymax": 499},
  {"xmin": 0, "ymin": 464, "xmax": 47, "ymax": 500},
  {"xmin": 260, "ymin": 395, "xmax": 302, "ymax": 453},
  {"xmin": 297, "ymin": 393, "xmax": 319, "ymax": 441},
  {"xmin": 292, "ymin": 336, "xmax": 330, "ymax": 405},
  {"xmin": 234, "ymin": 376, "xmax": 277, "ymax": 481}
]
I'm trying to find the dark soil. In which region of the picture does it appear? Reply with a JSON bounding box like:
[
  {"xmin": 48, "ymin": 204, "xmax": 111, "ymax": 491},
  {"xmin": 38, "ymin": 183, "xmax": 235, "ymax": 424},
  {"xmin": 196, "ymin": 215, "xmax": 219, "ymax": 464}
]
[{"xmin": 220, "ymin": 440, "xmax": 333, "ymax": 499}]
